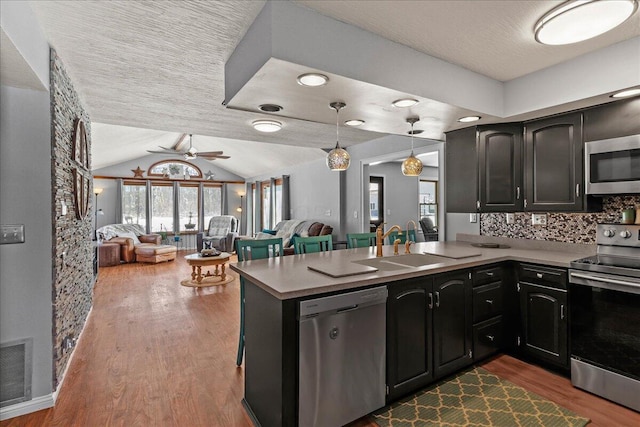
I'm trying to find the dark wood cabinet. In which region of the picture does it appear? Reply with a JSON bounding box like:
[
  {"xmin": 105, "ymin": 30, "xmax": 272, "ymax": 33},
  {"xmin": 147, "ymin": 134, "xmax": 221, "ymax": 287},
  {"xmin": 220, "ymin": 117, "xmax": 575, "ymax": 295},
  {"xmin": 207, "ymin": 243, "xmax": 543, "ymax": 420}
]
[
  {"xmin": 387, "ymin": 271, "xmax": 472, "ymax": 401},
  {"xmin": 517, "ymin": 264, "xmax": 568, "ymax": 368},
  {"xmin": 478, "ymin": 124, "xmax": 523, "ymax": 212},
  {"xmin": 524, "ymin": 113, "xmax": 585, "ymax": 212},
  {"xmin": 471, "ymin": 265, "xmax": 508, "ymax": 362},
  {"xmin": 445, "ymin": 127, "xmax": 478, "ymax": 213},
  {"xmin": 583, "ymin": 97, "xmax": 640, "ymax": 142}
]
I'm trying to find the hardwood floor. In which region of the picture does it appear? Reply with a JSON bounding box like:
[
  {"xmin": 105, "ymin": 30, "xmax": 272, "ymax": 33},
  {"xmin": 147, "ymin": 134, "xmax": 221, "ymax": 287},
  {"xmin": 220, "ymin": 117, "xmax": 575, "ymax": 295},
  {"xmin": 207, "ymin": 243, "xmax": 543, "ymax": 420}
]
[{"xmin": 2, "ymin": 253, "xmax": 638, "ymax": 426}]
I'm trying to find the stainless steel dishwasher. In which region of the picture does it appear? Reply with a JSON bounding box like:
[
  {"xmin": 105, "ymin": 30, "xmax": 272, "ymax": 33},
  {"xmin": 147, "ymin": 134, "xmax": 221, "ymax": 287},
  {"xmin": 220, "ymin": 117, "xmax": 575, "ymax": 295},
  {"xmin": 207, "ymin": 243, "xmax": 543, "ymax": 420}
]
[{"xmin": 298, "ymin": 286, "xmax": 387, "ymax": 427}]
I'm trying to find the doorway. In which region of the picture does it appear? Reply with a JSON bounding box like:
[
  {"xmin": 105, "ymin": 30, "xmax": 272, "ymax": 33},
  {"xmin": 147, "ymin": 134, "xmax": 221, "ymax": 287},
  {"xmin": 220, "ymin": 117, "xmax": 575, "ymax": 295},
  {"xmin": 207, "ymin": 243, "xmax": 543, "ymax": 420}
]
[{"xmin": 369, "ymin": 176, "xmax": 384, "ymax": 231}]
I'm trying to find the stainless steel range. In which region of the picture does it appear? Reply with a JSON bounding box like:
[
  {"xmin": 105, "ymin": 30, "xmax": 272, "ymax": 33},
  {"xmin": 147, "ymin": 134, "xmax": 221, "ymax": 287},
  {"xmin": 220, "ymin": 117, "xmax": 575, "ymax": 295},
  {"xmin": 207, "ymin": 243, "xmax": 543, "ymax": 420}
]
[{"xmin": 569, "ymin": 223, "xmax": 640, "ymax": 412}]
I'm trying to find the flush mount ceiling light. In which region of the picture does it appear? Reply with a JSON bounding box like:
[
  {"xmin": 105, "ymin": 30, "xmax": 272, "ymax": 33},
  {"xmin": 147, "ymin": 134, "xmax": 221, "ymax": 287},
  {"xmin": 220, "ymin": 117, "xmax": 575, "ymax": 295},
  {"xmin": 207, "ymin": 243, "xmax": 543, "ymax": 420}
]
[
  {"xmin": 534, "ymin": 0, "xmax": 638, "ymax": 45},
  {"xmin": 392, "ymin": 98, "xmax": 419, "ymax": 108},
  {"xmin": 402, "ymin": 117, "xmax": 423, "ymax": 177},
  {"xmin": 297, "ymin": 73, "xmax": 329, "ymax": 87},
  {"xmin": 326, "ymin": 102, "xmax": 350, "ymax": 171},
  {"xmin": 458, "ymin": 115, "xmax": 481, "ymax": 123},
  {"xmin": 611, "ymin": 88, "xmax": 640, "ymax": 98},
  {"xmin": 344, "ymin": 119, "xmax": 365, "ymax": 126},
  {"xmin": 252, "ymin": 120, "xmax": 282, "ymax": 133}
]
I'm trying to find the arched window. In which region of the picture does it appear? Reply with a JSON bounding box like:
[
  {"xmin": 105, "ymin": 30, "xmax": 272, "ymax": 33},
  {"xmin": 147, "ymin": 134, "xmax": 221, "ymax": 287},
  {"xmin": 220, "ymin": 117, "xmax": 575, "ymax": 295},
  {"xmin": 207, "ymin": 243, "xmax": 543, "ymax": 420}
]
[{"xmin": 148, "ymin": 160, "xmax": 202, "ymax": 179}]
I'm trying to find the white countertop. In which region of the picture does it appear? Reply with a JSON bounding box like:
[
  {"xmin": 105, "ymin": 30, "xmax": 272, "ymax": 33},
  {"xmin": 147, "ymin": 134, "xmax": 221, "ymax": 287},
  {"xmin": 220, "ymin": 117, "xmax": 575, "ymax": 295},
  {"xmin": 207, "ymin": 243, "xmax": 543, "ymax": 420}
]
[{"xmin": 229, "ymin": 240, "xmax": 594, "ymax": 300}]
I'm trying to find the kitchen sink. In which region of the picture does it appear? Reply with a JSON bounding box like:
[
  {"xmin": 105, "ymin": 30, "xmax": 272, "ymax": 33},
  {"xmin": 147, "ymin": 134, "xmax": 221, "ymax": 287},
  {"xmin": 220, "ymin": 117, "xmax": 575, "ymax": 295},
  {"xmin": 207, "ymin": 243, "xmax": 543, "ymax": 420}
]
[{"xmin": 353, "ymin": 253, "xmax": 447, "ymax": 271}]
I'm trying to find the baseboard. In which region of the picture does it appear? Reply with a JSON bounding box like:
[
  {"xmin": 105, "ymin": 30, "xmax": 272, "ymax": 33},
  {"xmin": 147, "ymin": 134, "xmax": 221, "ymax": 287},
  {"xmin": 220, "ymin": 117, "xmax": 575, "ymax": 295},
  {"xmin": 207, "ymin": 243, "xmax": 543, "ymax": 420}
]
[{"xmin": 0, "ymin": 394, "xmax": 54, "ymax": 421}]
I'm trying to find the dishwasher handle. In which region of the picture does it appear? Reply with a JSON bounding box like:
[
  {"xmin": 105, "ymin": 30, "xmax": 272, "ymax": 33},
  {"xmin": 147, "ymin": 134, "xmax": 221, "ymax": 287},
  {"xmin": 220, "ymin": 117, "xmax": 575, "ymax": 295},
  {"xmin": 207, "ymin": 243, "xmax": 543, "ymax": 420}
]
[{"xmin": 337, "ymin": 304, "xmax": 359, "ymax": 313}]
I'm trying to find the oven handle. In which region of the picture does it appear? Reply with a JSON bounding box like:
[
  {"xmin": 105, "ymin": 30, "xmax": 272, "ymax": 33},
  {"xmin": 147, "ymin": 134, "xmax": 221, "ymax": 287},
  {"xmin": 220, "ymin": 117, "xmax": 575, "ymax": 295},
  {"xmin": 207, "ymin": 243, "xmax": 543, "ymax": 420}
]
[{"xmin": 569, "ymin": 271, "xmax": 640, "ymax": 295}]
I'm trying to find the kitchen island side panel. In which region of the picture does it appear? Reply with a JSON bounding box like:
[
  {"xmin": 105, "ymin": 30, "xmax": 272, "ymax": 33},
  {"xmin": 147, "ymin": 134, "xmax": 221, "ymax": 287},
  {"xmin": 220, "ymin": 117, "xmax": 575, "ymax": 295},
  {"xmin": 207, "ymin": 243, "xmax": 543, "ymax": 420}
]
[{"xmin": 244, "ymin": 280, "xmax": 298, "ymax": 427}]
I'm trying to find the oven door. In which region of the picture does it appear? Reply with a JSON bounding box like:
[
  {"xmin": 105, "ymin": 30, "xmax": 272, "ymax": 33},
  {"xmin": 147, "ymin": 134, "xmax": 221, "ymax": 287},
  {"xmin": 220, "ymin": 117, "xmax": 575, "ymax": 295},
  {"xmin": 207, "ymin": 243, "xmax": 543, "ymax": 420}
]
[
  {"xmin": 585, "ymin": 135, "xmax": 640, "ymax": 195},
  {"xmin": 569, "ymin": 270, "xmax": 640, "ymax": 381}
]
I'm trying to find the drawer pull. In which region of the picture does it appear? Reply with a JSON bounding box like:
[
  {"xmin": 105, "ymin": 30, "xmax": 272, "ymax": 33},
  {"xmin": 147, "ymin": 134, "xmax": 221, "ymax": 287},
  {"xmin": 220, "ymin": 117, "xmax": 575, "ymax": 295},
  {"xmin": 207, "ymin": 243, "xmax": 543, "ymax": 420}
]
[
  {"xmin": 486, "ymin": 335, "xmax": 495, "ymax": 342},
  {"xmin": 486, "ymin": 272, "xmax": 494, "ymax": 277},
  {"xmin": 485, "ymin": 299, "xmax": 494, "ymax": 305},
  {"xmin": 536, "ymin": 273, "xmax": 543, "ymax": 279}
]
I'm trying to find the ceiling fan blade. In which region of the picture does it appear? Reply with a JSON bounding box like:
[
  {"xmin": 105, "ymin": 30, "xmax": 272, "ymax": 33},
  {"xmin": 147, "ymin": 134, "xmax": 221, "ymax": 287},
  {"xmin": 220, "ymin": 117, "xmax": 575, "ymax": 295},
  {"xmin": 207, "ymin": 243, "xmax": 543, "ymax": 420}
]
[
  {"xmin": 200, "ymin": 154, "xmax": 230, "ymax": 160},
  {"xmin": 197, "ymin": 151, "xmax": 224, "ymax": 156},
  {"xmin": 147, "ymin": 150, "xmax": 180, "ymax": 155}
]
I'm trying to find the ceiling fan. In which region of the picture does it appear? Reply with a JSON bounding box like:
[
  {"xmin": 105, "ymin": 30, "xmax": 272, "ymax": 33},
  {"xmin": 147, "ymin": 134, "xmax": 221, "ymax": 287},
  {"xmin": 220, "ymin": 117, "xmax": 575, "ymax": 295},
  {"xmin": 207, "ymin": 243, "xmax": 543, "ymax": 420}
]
[{"xmin": 147, "ymin": 134, "xmax": 230, "ymax": 161}]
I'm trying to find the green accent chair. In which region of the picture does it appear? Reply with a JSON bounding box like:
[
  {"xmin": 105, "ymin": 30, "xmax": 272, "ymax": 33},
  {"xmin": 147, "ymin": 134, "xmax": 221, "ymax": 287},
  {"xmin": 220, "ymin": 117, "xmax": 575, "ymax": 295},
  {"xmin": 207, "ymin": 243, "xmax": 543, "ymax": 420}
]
[
  {"xmin": 235, "ymin": 237, "xmax": 283, "ymax": 366},
  {"xmin": 387, "ymin": 229, "xmax": 418, "ymax": 245},
  {"xmin": 346, "ymin": 232, "xmax": 377, "ymax": 248},
  {"xmin": 293, "ymin": 235, "xmax": 333, "ymax": 254}
]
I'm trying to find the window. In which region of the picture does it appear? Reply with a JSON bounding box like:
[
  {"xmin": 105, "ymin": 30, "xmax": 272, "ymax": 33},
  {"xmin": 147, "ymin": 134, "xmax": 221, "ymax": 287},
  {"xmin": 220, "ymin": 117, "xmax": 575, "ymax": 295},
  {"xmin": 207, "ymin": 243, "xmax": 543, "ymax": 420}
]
[
  {"xmin": 178, "ymin": 184, "xmax": 199, "ymax": 231},
  {"xmin": 122, "ymin": 182, "xmax": 147, "ymax": 227},
  {"xmin": 261, "ymin": 182, "xmax": 271, "ymax": 230},
  {"xmin": 274, "ymin": 180, "xmax": 283, "ymax": 225},
  {"xmin": 419, "ymin": 180, "xmax": 438, "ymax": 227},
  {"xmin": 203, "ymin": 185, "xmax": 222, "ymax": 227},
  {"xmin": 151, "ymin": 183, "xmax": 174, "ymax": 232},
  {"xmin": 148, "ymin": 160, "xmax": 202, "ymax": 178}
]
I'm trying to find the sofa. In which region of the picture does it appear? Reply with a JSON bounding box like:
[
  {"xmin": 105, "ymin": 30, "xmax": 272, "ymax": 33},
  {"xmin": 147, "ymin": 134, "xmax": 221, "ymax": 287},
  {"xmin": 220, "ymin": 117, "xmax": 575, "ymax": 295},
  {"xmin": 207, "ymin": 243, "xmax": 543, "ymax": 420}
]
[
  {"xmin": 255, "ymin": 220, "xmax": 334, "ymax": 256},
  {"xmin": 97, "ymin": 224, "xmax": 162, "ymax": 263},
  {"xmin": 196, "ymin": 215, "xmax": 239, "ymax": 253}
]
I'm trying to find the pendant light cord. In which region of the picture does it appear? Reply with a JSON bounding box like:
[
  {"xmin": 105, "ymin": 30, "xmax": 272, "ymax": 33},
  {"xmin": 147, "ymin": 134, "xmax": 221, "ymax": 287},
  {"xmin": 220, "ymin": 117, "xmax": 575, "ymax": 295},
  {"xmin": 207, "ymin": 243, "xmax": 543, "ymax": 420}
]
[
  {"xmin": 335, "ymin": 105, "xmax": 340, "ymax": 149},
  {"xmin": 410, "ymin": 121, "xmax": 415, "ymax": 154}
]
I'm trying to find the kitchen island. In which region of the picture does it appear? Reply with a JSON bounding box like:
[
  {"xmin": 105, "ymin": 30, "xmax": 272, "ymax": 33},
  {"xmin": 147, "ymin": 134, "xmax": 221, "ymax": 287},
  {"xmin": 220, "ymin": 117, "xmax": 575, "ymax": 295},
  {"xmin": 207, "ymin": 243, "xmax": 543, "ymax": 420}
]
[{"xmin": 230, "ymin": 238, "xmax": 594, "ymax": 427}]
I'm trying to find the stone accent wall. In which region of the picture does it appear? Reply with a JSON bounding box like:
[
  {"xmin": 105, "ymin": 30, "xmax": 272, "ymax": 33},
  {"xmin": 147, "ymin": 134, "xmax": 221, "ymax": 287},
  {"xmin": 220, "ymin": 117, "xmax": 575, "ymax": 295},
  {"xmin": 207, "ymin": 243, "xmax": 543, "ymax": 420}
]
[
  {"xmin": 480, "ymin": 195, "xmax": 640, "ymax": 244},
  {"xmin": 50, "ymin": 49, "xmax": 93, "ymax": 387}
]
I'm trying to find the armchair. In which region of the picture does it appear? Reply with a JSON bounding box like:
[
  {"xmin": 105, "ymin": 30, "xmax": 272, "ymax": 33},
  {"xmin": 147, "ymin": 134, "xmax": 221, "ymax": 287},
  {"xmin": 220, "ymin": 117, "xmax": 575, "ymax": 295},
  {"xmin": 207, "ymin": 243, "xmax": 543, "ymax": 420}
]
[
  {"xmin": 197, "ymin": 215, "xmax": 239, "ymax": 253},
  {"xmin": 419, "ymin": 217, "xmax": 439, "ymax": 242}
]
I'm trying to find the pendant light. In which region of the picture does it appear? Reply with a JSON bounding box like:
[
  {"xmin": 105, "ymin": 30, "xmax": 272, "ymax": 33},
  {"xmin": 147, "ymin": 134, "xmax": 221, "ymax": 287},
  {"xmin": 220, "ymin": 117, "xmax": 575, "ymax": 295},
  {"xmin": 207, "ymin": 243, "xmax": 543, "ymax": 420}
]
[
  {"xmin": 326, "ymin": 102, "xmax": 350, "ymax": 171},
  {"xmin": 402, "ymin": 117, "xmax": 423, "ymax": 177}
]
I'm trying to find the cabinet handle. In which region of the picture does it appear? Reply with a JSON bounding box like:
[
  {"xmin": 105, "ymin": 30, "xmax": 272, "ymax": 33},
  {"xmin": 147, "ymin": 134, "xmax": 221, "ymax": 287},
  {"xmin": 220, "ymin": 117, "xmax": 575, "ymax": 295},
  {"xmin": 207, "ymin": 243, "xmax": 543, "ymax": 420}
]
[
  {"xmin": 435, "ymin": 291, "xmax": 440, "ymax": 308},
  {"xmin": 486, "ymin": 299, "xmax": 493, "ymax": 305},
  {"xmin": 486, "ymin": 335, "xmax": 495, "ymax": 342},
  {"xmin": 486, "ymin": 272, "xmax": 494, "ymax": 277},
  {"xmin": 516, "ymin": 186, "xmax": 520, "ymax": 200},
  {"xmin": 561, "ymin": 304, "xmax": 565, "ymax": 320},
  {"xmin": 524, "ymin": 199, "xmax": 527, "ymax": 209},
  {"xmin": 536, "ymin": 273, "xmax": 543, "ymax": 279},
  {"xmin": 476, "ymin": 200, "xmax": 480, "ymax": 210},
  {"xmin": 576, "ymin": 184, "xmax": 580, "ymax": 198},
  {"xmin": 428, "ymin": 292, "xmax": 433, "ymax": 309}
]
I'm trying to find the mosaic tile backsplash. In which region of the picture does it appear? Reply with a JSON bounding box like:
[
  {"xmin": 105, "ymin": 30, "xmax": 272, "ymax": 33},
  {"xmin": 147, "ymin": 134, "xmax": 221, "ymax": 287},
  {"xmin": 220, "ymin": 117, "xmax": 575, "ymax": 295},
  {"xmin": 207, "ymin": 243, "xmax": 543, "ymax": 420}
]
[{"xmin": 480, "ymin": 195, "xmax": 640, "ymax": 244}]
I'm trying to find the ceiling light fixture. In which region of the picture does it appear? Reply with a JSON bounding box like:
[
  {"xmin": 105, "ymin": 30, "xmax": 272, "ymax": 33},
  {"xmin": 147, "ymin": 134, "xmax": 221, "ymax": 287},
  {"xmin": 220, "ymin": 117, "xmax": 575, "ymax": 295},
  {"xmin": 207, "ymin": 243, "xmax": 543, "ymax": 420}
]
[
  {"xmin": 392, "ymin": 98, "xmax": 419, "ymax": 108},
  {"xmin": 345, "ymin": 119, "xmax": 365, "ymax": 126},
  {"xmin": 326, "ymin": 102, "xmax": 350, "ymax": 171},
  {"xmin": 252, "ymin": 120, "xmax": 282, "ymax": 133},
  {"xmin": 534, "ymin": 0, "xmax": 638, "ymax": 45},
  {"xmin": 611, "ymin": 88, "xmax": 640, "ymax": 98},
  {"xmin": 402, "ymin": 117, "xmax": 423, "ymax": 177},
  {"xmin": 297, "ymin": 73, "xmax": 329, "ymax": 87},
  {"xmin": 259, "ymin": 104, "xmax": 283, "ymax": 112},
  {"xmin": 458, "ymin": 116, "xmax": 481, "ymax": 123}
]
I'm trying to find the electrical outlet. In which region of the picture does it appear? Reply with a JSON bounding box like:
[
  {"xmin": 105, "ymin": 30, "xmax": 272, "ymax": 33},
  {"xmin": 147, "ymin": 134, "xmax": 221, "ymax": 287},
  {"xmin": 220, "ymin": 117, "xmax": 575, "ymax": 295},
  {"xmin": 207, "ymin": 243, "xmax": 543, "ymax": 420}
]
[
  {"xmin": 324, "ymin": 209, "xmax": 331, "ymax": 216},
  {"xmin": 469, "ymin": 213, "xmax": 478, "ymax": 223},
  {"xmin": 353, "ymin": 210, "xmax": 358, "ymax": 219},
  {"xmin": 531, "ymin": 213, "xmax": 547, "ymax": 226},
  {"xmin": 506, "ymin": 213, "xmax": 515, "ymax": 224}
]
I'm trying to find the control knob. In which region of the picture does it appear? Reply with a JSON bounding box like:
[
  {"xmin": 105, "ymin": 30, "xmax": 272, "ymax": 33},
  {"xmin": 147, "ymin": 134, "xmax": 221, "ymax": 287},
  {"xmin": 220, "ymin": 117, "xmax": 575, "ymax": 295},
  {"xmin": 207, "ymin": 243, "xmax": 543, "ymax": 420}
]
[
  {"xmin": 619, "ymin": 230, "xmax": 632, "ymax": 239},
  {"xmin": 603, "ymin": 229, "xmax": 616, "ymax": 238}
]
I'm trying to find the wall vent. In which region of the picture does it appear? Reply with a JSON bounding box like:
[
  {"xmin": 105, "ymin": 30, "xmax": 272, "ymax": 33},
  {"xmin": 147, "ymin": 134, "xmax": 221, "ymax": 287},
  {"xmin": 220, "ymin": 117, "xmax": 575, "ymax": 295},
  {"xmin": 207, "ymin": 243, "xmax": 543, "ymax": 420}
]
[{"xmin": 0, "ymin": 338, "xmax": 32, "ymax": 407}]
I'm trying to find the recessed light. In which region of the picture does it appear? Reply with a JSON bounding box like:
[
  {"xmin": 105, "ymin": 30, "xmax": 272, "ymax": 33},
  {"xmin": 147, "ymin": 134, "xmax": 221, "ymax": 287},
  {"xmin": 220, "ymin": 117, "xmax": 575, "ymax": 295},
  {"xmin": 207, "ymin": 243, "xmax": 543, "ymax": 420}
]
[
  {"xmin": 458, "ymin": 116, "xmax": 481, "ymax": 123},
  {"xmin": 259, "ymin": 104, "xmax": 283, "ymax": 112},
  {"xmin": 611, "ymin": 88, "xmax": 640, "ymax": 98},
  {"xmin": 345, "ymin": 119, "xmax": 365, "ymax": 126},
  {"xmin": 297, "ymin": 73, "xmax": 329, "ymax": 87},
  {"xmin": 392, "ymin": 98, "xmax": 419, "ymax": 108},
  {"xmin": 252, "ymin": 120, "xmax": 282, "ymax": 133},
  {"xmin": 534, "ymin": 0, "xmax": 638, "ymax": 45},
  {"xmin": 407, "ymin": 129, "xmax": 423, "ymax": 135}
]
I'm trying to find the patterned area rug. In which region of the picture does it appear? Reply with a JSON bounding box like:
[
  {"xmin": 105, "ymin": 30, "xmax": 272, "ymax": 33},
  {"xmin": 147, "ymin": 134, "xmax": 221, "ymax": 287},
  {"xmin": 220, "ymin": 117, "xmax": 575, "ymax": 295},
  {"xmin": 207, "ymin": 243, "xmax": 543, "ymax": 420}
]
[{"xmin": 373, "ymin": 367, "xmax": 589, "ymax": 427}]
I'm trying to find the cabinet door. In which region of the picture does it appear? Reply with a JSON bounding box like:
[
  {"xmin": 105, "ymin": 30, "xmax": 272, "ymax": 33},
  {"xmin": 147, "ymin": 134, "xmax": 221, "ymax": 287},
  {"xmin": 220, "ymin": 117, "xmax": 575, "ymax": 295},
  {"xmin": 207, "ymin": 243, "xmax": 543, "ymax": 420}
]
[
  {"xmin": 433, "ymin": 271, "xmax": 473, "ymax": 378},
  {"xmin": 519, "ymin": 283, "xmax": 568, "ymax": 368},
  {"xmin": 524, "ymin": 113, "xmax": 583, "ymax": 211},
  {"xmin": 445, "ymin": 127, "xmax": 478, "ymax": 213},
  {"xmin": 387, "ymin": 278, "xmax": 433, "ymax": 401},
  {"xmin": 478, "ymin": 124, "xmax": 523, "ymax": 212}
]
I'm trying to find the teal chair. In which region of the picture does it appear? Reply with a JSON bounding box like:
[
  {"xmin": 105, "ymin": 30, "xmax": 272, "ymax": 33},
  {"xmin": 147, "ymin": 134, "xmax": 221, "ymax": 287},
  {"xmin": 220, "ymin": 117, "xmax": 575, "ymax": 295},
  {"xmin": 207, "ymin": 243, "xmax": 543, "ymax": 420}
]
[
  {"xmin": 293, "ymin": 235, "xmax": 333, "ymax": 254},
  {"xmin": 236, "ymin": 237, "xmax": 283, "ymax": 366},
  {"xmin": 346, "ymin": 232, "xmax": 377, "ymax": 248},
  {"xmin": 387, "ymin": 229, "xmax": 418, "ymax": 245}
]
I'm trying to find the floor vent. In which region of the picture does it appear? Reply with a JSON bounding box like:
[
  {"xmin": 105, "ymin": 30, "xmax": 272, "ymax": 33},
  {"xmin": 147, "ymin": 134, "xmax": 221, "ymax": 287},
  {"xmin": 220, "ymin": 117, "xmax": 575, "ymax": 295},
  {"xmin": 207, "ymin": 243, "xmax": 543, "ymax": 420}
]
[{"xmin": 0, "ymin": 338, "xmax": 32, "ymax": 407}]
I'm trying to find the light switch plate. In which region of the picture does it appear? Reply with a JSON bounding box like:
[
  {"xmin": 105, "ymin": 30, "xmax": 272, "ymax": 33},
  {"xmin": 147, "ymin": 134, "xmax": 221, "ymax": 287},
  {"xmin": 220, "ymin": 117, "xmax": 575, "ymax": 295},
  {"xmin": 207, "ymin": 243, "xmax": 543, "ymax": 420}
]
[
  {"xmin": 531, "ymin": 213, "xmax": 547, "ymax": 226},
  {"xmin": 1, "ymin": 224, "xmax": 25, "ymax": 244}
]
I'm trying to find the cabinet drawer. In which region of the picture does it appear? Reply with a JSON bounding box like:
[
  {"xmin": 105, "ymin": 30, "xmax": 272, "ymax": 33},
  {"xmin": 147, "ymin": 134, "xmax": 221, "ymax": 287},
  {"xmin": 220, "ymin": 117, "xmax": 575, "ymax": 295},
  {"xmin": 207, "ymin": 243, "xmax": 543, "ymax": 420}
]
[
  {"xmin": 473, "ymin": 265, "xmax": 503, "ymax": 287},
  {"xmin": 519, "ymin": 264, "xmax": 567, "ymax": 290},
  {"xmin": 474, "ymin": 316, "xmax": 503, "ymax": 361},
  {"xmin": 473, "ymin": 282, "xmax": 503, "ymax": 322}
]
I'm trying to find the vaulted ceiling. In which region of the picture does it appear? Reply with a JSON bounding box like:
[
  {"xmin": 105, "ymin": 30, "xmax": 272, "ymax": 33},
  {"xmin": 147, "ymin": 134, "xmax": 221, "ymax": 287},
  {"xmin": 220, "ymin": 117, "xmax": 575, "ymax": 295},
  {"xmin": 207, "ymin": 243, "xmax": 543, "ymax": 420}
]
[{"xmin": 27, "ymin": 1, "xmax": 640, "ymax": 177}]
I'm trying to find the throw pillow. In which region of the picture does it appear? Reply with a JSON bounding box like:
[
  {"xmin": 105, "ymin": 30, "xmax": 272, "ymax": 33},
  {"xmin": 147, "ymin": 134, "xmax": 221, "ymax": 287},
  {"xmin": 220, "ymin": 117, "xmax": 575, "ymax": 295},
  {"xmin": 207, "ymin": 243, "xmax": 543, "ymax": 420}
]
[
  {"xmin": 209, "ymin": 227, "xmax": 229, "ymax": 237},
  {"xmin": 118, "ymin": 231, "xmax": 141, "ymax": 245},
  {"xmin": 261, "ymin": 229, "xmax": 277, "ymax": 235}
]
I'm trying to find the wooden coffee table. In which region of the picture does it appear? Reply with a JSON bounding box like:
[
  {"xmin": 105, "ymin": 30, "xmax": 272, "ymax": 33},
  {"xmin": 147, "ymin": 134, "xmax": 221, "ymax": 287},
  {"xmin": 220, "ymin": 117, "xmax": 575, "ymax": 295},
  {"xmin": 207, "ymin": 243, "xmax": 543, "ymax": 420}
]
[{"xmin": 181, "ymin": 252, "xmax": 233, "ymax": 287}]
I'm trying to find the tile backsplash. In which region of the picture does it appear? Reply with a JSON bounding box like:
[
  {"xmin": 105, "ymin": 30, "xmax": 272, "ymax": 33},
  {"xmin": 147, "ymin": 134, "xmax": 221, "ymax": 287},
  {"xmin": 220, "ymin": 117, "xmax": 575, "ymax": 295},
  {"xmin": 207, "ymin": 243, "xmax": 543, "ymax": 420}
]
[{"xmin": 480, "ymin": 195, "xmax": 640, "ymax": 244}]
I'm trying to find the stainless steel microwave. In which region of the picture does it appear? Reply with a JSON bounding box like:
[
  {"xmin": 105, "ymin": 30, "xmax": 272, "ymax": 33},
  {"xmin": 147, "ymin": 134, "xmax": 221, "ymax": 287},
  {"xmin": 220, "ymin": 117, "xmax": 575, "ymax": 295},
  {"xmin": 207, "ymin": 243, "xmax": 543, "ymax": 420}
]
[{"xmin": 585, "ymin": 134, "xmax": 640, "ymax": 195}]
